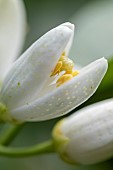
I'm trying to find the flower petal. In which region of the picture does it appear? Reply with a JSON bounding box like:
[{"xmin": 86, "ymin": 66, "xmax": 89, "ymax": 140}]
[
  {"xmin": 61, "ymin": 22, "xmax": 75, "ymax": 56},
  {"xmin": 9, "ymin": 57, "xmax": 108, "ymax": 121},
  {"xmin": 0, "ymin": 0, "xmax": 26, "ymax": 81},
  {"xmin": 0, "ymin": 23, "xmax": 73, "ymax": 109},
  {"xmin": 57, "ymin": 98, "xmax": 113, "ymax": 165}
]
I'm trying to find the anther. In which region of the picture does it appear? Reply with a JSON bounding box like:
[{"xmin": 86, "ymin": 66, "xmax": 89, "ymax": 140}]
[
  {"xmin": 51, "ymin": 61, "xmax": 62, "ymax": 76},
  {"xmin": 56, "ymin": 74, "xmax": 73, "ymax": 87},
  {"xmin": 51, "ymin": 52, "xmax": 79, "ymax": 87}
]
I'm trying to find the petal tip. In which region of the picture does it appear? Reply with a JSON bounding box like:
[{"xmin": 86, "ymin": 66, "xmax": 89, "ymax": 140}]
[
  {"xmin": 100, "ymin": 57, "xmax": 108, "ymax": 71},
  {"xmin": 100, "ymin": 57, "xmax": 108, "ymax": 63},
  {"xmin": 61, "ymin": 22, "xmax": 75, "ymax": 31}
]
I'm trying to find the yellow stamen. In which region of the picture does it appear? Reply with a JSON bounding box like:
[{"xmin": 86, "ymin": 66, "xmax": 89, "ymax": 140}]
[
  {"xmin": 72, "ymin": 71, "xmax": 79, "ymax": 77},
  {"xmin": 51, "ymin": 61, "xmax": 62, "ymax": 76},
  {"xmin": 56, "ymin": 74, "xmax": 73, "ymax": 87},
  {"xmin": 61, "ymin": 52, "xmax": 66, "ymax": 57},
  {"xmin": 59, "ymin": 53, "xmax": 66, "ymax": 61},
  {"xmin": 51, "ymin": 52, "xmax": 79, "ymax": 87},
  {"xmin": 60, "ymin": 58, "xmax": 74, "ymax": 73}
]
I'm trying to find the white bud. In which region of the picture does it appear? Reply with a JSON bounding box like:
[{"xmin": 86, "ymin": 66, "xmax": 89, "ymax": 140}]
[{"xmin": 52, "ymin": 99, "xmax": 113, "ymax": 165}]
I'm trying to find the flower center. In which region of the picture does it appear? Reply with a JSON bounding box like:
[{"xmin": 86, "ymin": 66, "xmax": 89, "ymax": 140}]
[{"xmin": 51, "ymin": 52, "xmax": 79, "ymax": 87}]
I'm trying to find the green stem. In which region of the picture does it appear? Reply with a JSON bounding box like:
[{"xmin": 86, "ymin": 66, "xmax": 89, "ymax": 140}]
[
  {"xmin": 0, "ymin": 140, "xmax": 55, "ymax": 157},
  {"xmin": 0, "ymin": 123, "xmax": 24, "ymax": 146}
]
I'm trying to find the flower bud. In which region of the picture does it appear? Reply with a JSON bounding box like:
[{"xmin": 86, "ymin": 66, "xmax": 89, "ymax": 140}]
[{"xmin": 52, "ymin": 99, "xmax": 113, "ymax": 165}]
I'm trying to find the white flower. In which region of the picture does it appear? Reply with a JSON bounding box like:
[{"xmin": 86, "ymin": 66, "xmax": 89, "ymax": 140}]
[
  {"xmin": 0, "ymin": 0, "xmax": 26, "ymax": 83},
  {"xmin": 0, "ymin": 21, "xmax": 108, "ymax": 122},
  {"xmin": 52, "ymin": 98, "xmax": 113, "ymax": 165}
]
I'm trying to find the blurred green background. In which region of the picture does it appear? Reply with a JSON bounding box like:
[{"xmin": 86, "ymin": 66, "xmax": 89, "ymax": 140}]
[{"xmin": 0, "ymin": 0, "xmax": 113, "ymax": 169}]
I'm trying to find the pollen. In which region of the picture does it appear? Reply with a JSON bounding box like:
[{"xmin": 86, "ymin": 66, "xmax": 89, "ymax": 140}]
[{"xmin": 51, "ymin": 52, "xmax": 79, "ymax": 87}]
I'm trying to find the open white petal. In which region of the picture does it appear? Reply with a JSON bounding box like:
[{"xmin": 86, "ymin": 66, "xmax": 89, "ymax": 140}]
[
  {"xmin": 0, "ymin": 23, "xmax": 73, "ymax": 110},
  {"xmin": 61, "ymin": 22, "xmax": 75, "ymax": 56},
  {"xmin": 9, "ymin": 57, "xmax": 108, "ymax": 121},
  {"xmin": 27, "ymin": 23, "xmax": 75, "ymax": 100},
  {"xmin": 0, "ymin": 0, "xmax": 26, "ymax": 81},
  {"xmin": 60, "ymin": 98, "xmax": 113, "ymax": 165}
]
